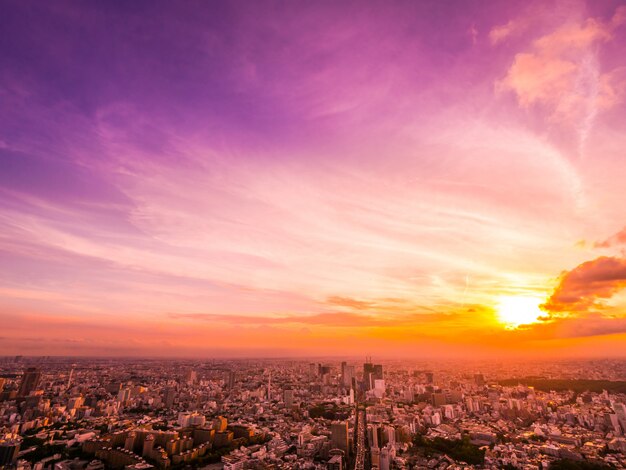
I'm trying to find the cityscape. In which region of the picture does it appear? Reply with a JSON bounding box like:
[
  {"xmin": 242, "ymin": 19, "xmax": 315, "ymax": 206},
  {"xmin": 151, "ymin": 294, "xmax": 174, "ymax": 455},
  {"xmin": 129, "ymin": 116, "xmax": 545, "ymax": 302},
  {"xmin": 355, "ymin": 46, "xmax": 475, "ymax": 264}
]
[
  {"xmin": 1, "ymin": 358, "xmax": 626, "ymax": 469},
  {"xmin": 2, "ymin": 0, "xmax": 626, "ymax": 469}
]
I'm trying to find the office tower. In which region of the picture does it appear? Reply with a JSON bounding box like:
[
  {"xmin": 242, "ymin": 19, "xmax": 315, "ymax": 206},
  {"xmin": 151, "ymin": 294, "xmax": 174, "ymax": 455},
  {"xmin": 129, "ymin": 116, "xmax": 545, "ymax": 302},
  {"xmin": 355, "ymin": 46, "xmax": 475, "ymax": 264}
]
[
  {"xmin": 364, "ymin": 359, "xmax": 383, "ymax": 390},
  {"xmin": 163, "ymin": 387, "xmax": 176, "ymax": 409},
  {"xmin": 18, "ymin": 367, "xmax": 41, "ymax": 397},
  {"xmin": 0, "ymin": 435, "xmax": 22, "ymax": 466},
  {"xmin": 284, "ymin": 388, "xmax": 295, "ymax": 408},
  {"xmin": 330, "ymin": 421, "xmax": 349, "ymax": 455},
  {"xmin": 117, "ymin": 387, "xmax": 131, "ymax": 403},
  {"xmin": 370, "ymin": 446, "xmax": 380, "ymax": 467},
  {"xmin": 364, "ymin": 360, "xmax": 374, "ymax": 390},
  {"xmin": 379, "ymin": 446, "xmax": 390, "ymax": 470},
  {"xmin": 342, "ymin": 363, "xmax": 355, "ymax": 388},
  {"xmin": 67, "ymin": 396, "xmax": 84, "ymax": 410},
  {"xmin": 425, "ymin": 371, "xmax": 434, "ymax": 384},
  {"xmin": 185, "ymin": 369, "xmax": 197, "ymax": 385},
  {"xmin": 372, "ymin": 364, "xmax": 383, "ymax": 382},
  {"xmin": 124, "ymin": 432, "xmax": 136, "ymax": 451},
  {"xmin": 0, "ymin": 378, "xmax": 5, "ymax": 392},
  {"xmin": 142, "ymin": 434, "xmax": 155, "ymax": 458},
  {"xmin": 67, "ymin": 368, "xmax": 74, "ymax": 389},
  {"xmin": 227, "ymin": 370, "xmax": 236, "ymax": 389},
  {"xmin": 474, "ymin": 373, "xmax": 485, "ymax": 386},
  {"xmin": 213, "ymin": 416, "xmax": 227, "ymax": 432},
  {"xmin": 614, "ymin": 403, "xmax": 626, "ymax": 434},
  {"xmin": 433, "ymin": 390, "xmax": 446, "ymax": 406},
  {"xmin": 368, "ymin": 425, "xmax": 379, "ymax": 449},
  {"xmin": 328, "ymin": 453, "xmax": 343, "ymax": 470}
]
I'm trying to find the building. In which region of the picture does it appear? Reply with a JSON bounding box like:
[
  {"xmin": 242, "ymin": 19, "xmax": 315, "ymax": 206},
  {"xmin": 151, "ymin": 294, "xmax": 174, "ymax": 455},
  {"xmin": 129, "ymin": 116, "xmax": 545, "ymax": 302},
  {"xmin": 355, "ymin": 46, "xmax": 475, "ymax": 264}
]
[
  {"xmin": 163, "ymin": 388, "xmax": 176, "ymax": 409},
  {"xmin": 18, "ymin": 367, "xmax": 41, "ymax": 397},
  {"xmin": 341, "ymin": 363, "xmax": 355, "ymax": 388},
  {"xmin": 364, "ymin": 360, "xmax": 383, "ymax": 390},
  {"xmin": 330, "ymin": 421, "xmax": 349, "ymax": 455},
  {"xmin": 184, "ymin": 369, "xmax": 197, "ymax": 385},
  {"xmin": 0, "ymin": 434, "xmax": 22, "ymax": 467},
  {"xmin": 284, "ymin": 388, "xmax": 295, "ymax": 408},
  {"xmin": 328, "ymin": 453, "xmax": 343, "ymax": 470}
]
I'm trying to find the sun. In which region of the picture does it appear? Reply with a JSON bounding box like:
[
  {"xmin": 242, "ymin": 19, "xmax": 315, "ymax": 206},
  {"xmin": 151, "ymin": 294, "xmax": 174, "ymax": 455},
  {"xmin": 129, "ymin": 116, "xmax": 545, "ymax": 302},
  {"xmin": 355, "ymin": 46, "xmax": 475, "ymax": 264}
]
[{"xmin": 496, "ymin": 295, "xmax": 544, "ymax": 328}]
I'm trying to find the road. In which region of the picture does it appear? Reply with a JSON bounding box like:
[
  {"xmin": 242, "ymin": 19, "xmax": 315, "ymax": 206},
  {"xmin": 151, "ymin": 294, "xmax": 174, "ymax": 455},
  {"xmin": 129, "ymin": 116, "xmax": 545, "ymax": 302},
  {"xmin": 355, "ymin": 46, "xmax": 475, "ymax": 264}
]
[{"xmin": 353, "ymin": 405, "xmax": 368, "ymax": 470}]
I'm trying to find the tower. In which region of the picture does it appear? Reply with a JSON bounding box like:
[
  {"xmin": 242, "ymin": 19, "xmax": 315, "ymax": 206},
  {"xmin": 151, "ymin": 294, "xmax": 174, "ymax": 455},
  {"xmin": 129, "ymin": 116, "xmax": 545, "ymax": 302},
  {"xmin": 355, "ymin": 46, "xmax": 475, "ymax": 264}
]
[
  {"xmin": 330, "ymin": 421, "xmax": 349, "ymax": 455},
  {"xmin": 18, "ymin": 367, "xmax": 41, "ymax": 397}
]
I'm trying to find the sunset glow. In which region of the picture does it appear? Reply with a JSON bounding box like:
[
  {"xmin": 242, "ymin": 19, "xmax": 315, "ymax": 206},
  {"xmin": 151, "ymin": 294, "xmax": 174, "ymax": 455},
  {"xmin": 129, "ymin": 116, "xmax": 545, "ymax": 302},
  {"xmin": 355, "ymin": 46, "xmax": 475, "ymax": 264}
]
[
  {"xmin": 1, "ymin": 0, "xmax": 626, "ymax": 359},
  {"xmin": 496, "ymin": 296, "xmax": 545, "ymax": 328}
]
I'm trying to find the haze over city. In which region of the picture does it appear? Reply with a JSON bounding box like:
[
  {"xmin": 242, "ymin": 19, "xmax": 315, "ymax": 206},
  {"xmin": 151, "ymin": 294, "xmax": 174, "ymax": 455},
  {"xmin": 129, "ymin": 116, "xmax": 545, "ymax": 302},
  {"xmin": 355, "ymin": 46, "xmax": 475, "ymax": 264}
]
[{"xmin": 2, "ymin": 0, "xmax": 626, "ymax": 360}]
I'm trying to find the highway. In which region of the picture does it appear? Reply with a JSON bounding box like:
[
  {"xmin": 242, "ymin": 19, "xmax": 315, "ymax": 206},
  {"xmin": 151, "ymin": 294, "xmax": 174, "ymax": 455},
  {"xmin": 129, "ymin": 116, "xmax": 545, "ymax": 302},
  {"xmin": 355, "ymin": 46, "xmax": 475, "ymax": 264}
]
[{"xmin": 353, "ymin": 405, "xmax": 367, "ymax": 470}]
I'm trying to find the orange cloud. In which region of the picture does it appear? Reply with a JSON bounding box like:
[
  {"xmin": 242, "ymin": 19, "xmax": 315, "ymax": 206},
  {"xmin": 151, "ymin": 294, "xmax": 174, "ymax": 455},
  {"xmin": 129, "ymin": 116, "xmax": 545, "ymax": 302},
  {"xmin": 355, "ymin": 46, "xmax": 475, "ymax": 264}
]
[
  {"xmin": 595, "ymin": 226, "xmax": 626, "ymax": 248},
  {"xmin": 326, "ymin": 296, "xmax": 376, "ymax": 310},
  {"xmin": 542, "ymin": 256, "xmax": 626, "ymax": 314}
]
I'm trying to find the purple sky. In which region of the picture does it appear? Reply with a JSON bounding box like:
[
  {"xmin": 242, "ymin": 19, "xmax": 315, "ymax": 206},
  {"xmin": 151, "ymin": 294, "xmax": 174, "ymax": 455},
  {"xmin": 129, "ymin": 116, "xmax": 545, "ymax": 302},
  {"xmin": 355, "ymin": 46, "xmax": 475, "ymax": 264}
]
[{"xmin": 1, "ymin": 0, "xmax": 626, "ymax": 358}]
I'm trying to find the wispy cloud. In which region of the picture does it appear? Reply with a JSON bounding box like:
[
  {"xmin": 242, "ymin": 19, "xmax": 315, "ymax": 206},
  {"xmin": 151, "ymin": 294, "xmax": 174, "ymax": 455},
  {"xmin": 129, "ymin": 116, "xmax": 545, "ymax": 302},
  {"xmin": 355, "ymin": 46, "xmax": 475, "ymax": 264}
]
[{"xmin": 496, "ymin": 4, "xmax": 626, "ymax": 157}]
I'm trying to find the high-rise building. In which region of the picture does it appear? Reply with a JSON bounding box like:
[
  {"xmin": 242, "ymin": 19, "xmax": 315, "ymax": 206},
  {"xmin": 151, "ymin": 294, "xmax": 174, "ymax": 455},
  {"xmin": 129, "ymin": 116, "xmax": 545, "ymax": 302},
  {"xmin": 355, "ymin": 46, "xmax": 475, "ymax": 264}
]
[
  {"xmin": 284, "ymin": 388, "xmax": 295, "ymax": 408},
  {"xmin": 328, "ymin": 453, "xmax": 343, "ymax": 470},
  {"xmin": 0, "ymin": 435, "xmax": 22, "ymax": 466},
  {"xmin": 379, "ymin": 446, "xmax": 390, "ymax": 470},
  {"xmin": 185, "ymin": 369, "xmax": 197, "ymax": 385},
  {"xmin": 163, "ymin": 387, "xmax": 176, "ymax": 409},
  {"xmin": 117, "ymin": 387, "xmax": 131, "ymax": 403},
  {"xmin": 125, "ymin": 432, "xmax": 136, "ymax": 451},
  {"xmin": 227, "ymin": 370, "xmax": 236, "ymax": 389},
  {"xmin": 363, "ymin": 360, "xmax": 383, "ymax": 390},
  {"xmin": 18, "ymin": 367, "xmax": 41, "ymax": 397},
  {"xmin": 330, "ymin": 421, "xmax": 349, "ymax": 455},
  {"xmin": 142, "ymin": 434, "xmax": 155, "ymax": 458},
  {"xmin": 341, "ymin": 363, "xmax": 355, "ymax": 388}
]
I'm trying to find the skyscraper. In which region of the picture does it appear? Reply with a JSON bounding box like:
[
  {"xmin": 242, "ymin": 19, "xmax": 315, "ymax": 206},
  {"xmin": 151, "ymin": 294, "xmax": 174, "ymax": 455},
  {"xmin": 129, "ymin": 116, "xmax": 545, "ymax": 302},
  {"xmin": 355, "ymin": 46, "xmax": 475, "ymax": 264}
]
[
  {"xmin": 18, "ymin": 367, "xmax": 41, "ymax": 397},
  {"xmin": 0, "ymin": 435, "xmax": 21, "ymax": 466},
  {"xmin": 227, "ymin": 370, "xmax": 236, "ymax": 389},
  {"xmin": 341, "ymin": 363, "xmax": 355, "ymax": 388},
  {"xmin": 163, "ymin": 387, "xmax": 176, "ymax": 409},
  {"xmin": 363, "ymin": 359, "xmax": 383, "ymax": 391},
  {"xmin": 330, "ymin": 421, "xmax": 349, "ymax": 455},
  {"xmin": 284, "ymin": 388, "xmax": 295, "ymax": 408}
]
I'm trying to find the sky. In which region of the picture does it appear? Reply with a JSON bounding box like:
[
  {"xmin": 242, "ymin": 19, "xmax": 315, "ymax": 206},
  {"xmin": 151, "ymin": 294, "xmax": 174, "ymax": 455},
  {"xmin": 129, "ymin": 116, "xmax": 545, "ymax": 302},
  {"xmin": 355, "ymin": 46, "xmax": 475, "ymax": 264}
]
[{"xmin": 1, "ymin": 0, "xmax": 626, "ymax": 359}]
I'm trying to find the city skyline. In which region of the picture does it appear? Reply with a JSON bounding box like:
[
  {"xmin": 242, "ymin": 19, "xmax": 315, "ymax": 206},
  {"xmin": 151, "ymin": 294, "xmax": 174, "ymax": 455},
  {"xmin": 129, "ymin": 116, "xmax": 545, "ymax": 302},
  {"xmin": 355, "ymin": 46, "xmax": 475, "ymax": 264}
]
[{"xmin": 2, "ymin": 0, "xmax": 626, "ymax": 358}]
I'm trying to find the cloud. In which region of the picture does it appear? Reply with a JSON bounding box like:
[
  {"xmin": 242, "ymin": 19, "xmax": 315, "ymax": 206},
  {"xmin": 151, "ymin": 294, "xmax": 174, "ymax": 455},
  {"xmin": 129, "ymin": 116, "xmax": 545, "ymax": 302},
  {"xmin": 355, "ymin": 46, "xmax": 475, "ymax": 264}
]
[
  {"xmin": 595, "ymin": 226, "xmax": 626, "ymax": 248},
  {"xmin": 326, "ymin": 296, "xmax": 376, "ymax": 310},
  {"xmin": 168, "ymin": 310, "xmax": 456, "ymax": 328},
  {"xmin": 489, "ymin": 18, "xmax": 528, "ymax": 45},
  {"xmin": 505, "ymin": 312, "xmax": 626, "ymax": 341},
  {"xmin": 496, "ymin": 5, "xmax": 626, "ymax": 156},
  {"xmin": 542, "ymin": 256, "xmax": 626, "ymax": 314}
]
